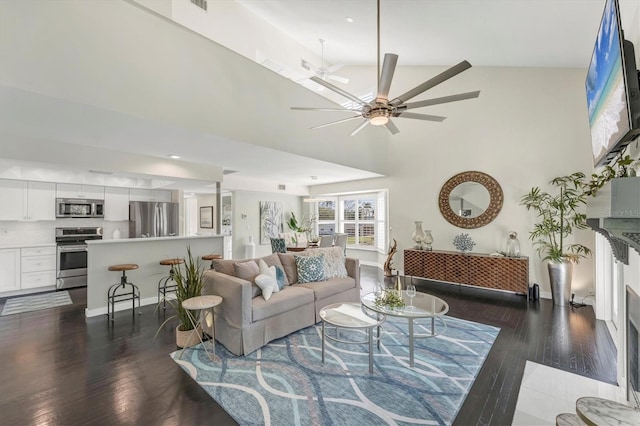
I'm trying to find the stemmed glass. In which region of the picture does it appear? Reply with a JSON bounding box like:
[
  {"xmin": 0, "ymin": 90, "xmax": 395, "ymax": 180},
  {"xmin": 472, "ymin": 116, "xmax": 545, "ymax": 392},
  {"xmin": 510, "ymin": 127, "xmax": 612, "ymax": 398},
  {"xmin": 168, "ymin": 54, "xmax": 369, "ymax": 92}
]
[{"xmin": 406, "ymin": 284, "xmax": 416, "ymax": 310}]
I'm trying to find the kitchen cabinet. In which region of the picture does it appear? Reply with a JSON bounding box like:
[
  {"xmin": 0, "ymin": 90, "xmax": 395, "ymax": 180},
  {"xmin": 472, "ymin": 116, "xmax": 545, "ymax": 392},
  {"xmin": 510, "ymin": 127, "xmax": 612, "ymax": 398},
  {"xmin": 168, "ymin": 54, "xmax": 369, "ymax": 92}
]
[
  {"xmin": 21, "ymin": 246, "xmax": 56, "ymax": 290},
  {"xmin": 0, "ymin": 249, "xmax": 21, "ymax": 292},
  {"xmin": 56, "ymin": 183, "xmax": 104, "ymax": 200},
  {"xmin": 104, "ymin": 187, "xmax": 130, "ymax": 221},
  {"xmin": 129, "ymin": 189, "xmax": 172, "ymax": 202},
  {"xmin": 0, "ymin": 180, "xmax": 56, "ymax": 221}
]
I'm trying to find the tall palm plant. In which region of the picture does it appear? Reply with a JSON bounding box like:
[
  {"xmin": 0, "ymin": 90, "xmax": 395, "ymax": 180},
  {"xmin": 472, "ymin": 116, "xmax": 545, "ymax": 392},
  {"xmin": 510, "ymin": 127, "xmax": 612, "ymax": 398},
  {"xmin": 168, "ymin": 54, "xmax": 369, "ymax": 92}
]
[
  {"xmin": 520, "ymin": 172, "xmax": 591, "ymax": 263},
  {"xmin": 156, "ymin": 245, "xmax": 205, "ymax": 335}
]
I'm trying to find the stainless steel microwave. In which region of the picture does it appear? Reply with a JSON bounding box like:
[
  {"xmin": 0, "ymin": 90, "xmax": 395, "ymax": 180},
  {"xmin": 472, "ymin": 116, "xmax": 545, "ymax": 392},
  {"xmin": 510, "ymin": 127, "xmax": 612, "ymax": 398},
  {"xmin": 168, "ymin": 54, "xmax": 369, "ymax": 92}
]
[{"xmin": 56, "ymin": 198, "xmax": 104, "ymax": 218}]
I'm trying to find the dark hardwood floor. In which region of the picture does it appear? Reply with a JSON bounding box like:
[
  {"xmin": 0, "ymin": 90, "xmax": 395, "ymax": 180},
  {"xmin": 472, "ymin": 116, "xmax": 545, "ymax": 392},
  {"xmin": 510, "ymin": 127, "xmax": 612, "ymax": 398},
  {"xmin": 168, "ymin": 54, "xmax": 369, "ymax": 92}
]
[{"xmin": 0, "ymin": 267, "xmax": 616, "ymax": 425}]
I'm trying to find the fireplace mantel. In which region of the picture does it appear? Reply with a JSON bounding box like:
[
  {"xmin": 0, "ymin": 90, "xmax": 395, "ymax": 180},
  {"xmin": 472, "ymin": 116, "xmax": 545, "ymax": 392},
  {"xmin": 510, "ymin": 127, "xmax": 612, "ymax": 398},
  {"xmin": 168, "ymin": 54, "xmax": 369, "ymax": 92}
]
[{"xmin": 587, "ymin": 177, "xmax": 640, "ymax": 265}]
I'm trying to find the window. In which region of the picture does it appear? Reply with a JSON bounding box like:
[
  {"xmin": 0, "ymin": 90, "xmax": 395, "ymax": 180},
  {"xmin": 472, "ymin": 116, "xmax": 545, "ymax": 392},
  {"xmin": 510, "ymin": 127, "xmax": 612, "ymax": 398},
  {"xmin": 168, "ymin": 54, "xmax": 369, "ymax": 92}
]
[{"xmin": 315, "ymin": 190, "xmax": 387, "ymax": 252}]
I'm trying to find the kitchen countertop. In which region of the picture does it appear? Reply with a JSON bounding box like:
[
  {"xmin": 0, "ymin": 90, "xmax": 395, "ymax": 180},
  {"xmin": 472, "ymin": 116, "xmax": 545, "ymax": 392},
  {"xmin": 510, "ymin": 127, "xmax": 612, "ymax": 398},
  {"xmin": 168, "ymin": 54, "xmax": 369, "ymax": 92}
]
[
  {"xmin": 86, "ymin": 234, "xmax": 225, "ymax": 245},
  {"xmin": 0, "ymin": 243, "xmax": 56, "ymax": 249}
]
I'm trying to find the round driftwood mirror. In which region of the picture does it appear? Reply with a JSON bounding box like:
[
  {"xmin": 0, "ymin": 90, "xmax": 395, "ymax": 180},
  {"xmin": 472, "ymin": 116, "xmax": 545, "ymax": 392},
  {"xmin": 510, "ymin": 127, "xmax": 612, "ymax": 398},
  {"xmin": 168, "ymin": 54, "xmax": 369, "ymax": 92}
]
[{"xmin": 438, "ymin": 171, "xmax": 503, "ymax": 229}]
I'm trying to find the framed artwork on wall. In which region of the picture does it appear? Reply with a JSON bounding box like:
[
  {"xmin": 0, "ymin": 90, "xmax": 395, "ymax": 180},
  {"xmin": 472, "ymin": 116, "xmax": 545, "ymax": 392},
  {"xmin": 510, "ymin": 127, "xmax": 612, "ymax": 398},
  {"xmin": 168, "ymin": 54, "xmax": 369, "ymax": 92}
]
[
  {"xmin": 259, "ymin": 201, "xmax": 283, "ymax": 244},
  {"xmin": 200, "ymin": 206, "xmax": 213, "ymax": 228}
]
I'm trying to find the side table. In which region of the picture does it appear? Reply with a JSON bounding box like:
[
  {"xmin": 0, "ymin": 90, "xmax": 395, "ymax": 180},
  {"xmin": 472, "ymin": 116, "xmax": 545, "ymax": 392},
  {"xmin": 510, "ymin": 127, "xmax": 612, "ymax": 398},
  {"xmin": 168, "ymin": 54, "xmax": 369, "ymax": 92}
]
[{"xmin": 179, "ymin": 295, "xmax": 223, "ymax": 361}]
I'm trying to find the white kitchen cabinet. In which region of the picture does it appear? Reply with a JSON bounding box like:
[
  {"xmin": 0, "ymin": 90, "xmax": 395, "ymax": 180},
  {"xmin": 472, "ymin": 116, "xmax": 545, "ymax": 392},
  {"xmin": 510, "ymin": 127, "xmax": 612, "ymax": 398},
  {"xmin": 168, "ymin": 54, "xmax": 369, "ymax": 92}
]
[
  {"xmin": 0, "ymin": 180, "xmax": 56, "ymax": 221},
  {"xmin": 0, "ymin": 248, "xmax": 21, "ymax": 293},
  {"xmin": 129, "ymin": 189, "xmax": 172, "ymax": 202},
  {"xmin": 56, "ymin": 183, "xmax": 104, "ymax": 200},
  {"xmin": 21, "ymin": 246, "xmax": 56, "ymax": 290},
  {"xmin": 104, "ymin": 187, "xmax": 130, "ymax": 221}
]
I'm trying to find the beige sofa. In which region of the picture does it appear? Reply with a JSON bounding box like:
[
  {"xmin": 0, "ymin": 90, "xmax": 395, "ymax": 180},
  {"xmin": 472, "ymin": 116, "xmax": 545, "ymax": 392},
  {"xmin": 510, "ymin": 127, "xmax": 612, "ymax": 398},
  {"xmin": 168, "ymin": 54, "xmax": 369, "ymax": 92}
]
[{"xmin": 203, "ymin": 251, "xmax": 360, "ymax": 356}]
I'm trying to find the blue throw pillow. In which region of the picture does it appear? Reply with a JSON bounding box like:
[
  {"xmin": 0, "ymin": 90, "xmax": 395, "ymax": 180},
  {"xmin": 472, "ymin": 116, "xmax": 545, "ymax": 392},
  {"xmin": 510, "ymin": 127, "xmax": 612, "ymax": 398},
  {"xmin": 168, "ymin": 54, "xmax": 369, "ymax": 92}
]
[
  {"xmin": 275, "ymin": 265, "xmax": 286, "ymax": 290},
  {"xmin": 295, "ymin": 255, "xmax": 325, "ymax": 283}
]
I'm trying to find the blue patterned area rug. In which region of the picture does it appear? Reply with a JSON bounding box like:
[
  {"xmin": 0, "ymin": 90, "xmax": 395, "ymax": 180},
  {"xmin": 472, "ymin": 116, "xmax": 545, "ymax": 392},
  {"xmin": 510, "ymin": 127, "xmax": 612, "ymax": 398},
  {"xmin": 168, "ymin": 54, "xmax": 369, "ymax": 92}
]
[
  {"xmin": 1, "ymin": 291, "xmax": 72, "ymax": 316},
  {"xmin": 171, "ymin": 316, "xmax": 499, "ymax": 426}
]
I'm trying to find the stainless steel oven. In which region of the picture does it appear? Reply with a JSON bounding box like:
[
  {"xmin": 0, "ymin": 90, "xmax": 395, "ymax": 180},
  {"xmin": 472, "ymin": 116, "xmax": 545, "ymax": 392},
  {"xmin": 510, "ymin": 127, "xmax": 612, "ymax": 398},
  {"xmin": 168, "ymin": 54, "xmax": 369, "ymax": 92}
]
[{"xmin": 56, "ymin": 227, "xmax": 102, "ymax": 289}]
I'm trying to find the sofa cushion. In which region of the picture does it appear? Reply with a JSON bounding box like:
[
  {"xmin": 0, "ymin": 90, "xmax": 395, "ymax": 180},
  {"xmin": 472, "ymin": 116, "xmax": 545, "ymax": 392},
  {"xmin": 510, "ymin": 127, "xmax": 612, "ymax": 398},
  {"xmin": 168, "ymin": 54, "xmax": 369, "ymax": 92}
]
[
  {"xmin": 260, "ymin": 253, "xmax": 290, "ymax": 286},
  {"xmin": 297, "ymin": 247, "xmax": 348, "ymax": 279},
  {"xmin": 277, "ymin": 253, "xmax": 298, "ymax": 284},
  {"xmin": 234, "ymin": 260, "xmax": 261, "ymax": 298},
  {"xmin": 295, "ymin": 255, "xmax": 325, "ymax": 283},
  {"xmin": 298, "ymin": 277, "xmax": 356, "ymax": 301},
  {"xmin": 212, "ymin": 258, "xmax": 236, "ymax": 276},
  {"xmin": 252, "ymin": 285, "xmax": 314, "ymax": 322}
]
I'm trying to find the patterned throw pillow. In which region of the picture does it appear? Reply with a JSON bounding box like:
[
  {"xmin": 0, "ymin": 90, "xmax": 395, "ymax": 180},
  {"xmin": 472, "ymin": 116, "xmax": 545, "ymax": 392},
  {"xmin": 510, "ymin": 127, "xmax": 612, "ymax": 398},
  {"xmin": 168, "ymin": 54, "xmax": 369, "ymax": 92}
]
[
  {"xmin": 300, "ymin": 247, "xmax": 348, "ymax": 279},
  {"xmin": 295, "ymin": 255, "xmax": 325, "ymax": 283}
]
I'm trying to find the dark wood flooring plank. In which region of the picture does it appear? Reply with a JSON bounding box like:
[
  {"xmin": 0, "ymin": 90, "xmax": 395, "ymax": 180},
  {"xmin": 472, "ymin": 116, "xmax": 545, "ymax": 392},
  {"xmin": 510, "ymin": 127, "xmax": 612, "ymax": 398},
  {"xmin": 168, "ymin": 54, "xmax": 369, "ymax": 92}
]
[{"xmin": 0, "ymin": 267, "xmax": 617, "ymax": 426}]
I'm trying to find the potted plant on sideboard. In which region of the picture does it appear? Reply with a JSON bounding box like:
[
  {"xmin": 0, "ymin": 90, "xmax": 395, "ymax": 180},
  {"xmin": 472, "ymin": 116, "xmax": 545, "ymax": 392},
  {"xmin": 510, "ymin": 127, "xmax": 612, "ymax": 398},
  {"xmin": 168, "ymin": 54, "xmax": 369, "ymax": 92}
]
[
  {"xmin": 156, "ymin": 246, "xmax": 206, "ymax": 348},
  {"xmin": 521, "ymin": 172, "xmax": 591, "ymax": 305}
]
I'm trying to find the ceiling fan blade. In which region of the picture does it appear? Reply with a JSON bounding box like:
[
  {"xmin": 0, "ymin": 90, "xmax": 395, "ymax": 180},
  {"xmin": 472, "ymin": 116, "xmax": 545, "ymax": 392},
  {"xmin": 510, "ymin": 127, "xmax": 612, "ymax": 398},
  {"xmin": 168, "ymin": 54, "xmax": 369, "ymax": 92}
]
[
  {"xmin": 377, "ymin": 53, "xmax": 398, "ymax": 100},
  {"xmin": 310, "ymin": 76, "xmax": 367, "ymax": 106},
  {"xmin": 327, "ymin": 74, "xmax": 350, "ymax": 84},
  {"xmin": 384, "ymin": 120, "xmax": 400, "ymax": 135},
  {"xmin": 389, "ymin": 60, "xmax": 472, "ymax": 106},
  {"xmin": 350, "ymin": 120, "xmax": 370, "ymax": 136},
  {"xmin": 401, "ymin": 90, "xmax": 481, "ymax": 110},
  {"xmin": 301, "ymin": 59, "xmax": 317, "ymax": 72},
  {"xmin": 310, "ymin": 115, "xmax": 363, "ymax": 130},
  {"xmin": 394, "ymin": 112, "xmax": 447, "ymax": 122},
  {"xmin": 291, "ymin": 106, "xmax": 360, "ymax": 112}
]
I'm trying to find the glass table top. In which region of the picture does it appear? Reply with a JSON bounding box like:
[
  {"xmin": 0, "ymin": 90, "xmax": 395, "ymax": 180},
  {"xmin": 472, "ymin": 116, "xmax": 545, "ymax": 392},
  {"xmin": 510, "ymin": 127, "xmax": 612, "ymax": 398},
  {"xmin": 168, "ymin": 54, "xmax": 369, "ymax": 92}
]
[
  {"xmin": 319, "ymin": 302, "xmax": 383, "ymax": 328},
  {"xmin": 361, "ymin": 291, "xmax": 449, "ymax": 318}
]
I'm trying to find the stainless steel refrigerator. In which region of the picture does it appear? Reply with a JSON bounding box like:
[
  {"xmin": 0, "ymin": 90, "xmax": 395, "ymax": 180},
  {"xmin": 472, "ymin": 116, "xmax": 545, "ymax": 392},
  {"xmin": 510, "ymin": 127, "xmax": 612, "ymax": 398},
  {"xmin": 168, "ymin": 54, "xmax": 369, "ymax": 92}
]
[{"xmin": 129, "ymin": 201, "xmax": 179, "ymax": 238}]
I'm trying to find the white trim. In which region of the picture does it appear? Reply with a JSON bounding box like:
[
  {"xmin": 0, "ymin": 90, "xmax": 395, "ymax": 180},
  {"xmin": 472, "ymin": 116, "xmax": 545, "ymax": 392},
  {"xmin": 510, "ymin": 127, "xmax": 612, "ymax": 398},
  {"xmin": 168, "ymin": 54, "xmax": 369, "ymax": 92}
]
[{"xmin": 85, "ymin": 295, "xmax": 158, "ymax": 318}]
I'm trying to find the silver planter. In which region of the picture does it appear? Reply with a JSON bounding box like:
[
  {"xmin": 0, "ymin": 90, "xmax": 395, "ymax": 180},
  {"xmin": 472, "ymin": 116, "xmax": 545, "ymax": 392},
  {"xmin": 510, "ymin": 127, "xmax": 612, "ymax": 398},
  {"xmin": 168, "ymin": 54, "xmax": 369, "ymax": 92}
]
[{"xmin": 547, "ymin": 261, "xmax": 573, "ymax": 306}]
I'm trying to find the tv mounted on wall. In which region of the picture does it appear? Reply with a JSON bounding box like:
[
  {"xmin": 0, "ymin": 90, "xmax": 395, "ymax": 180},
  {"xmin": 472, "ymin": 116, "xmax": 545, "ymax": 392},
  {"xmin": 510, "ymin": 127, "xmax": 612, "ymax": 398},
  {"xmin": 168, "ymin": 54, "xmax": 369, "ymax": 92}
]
[{"xmin": 586, "ymin": 0, "xmax": 640, "ymax": 167}]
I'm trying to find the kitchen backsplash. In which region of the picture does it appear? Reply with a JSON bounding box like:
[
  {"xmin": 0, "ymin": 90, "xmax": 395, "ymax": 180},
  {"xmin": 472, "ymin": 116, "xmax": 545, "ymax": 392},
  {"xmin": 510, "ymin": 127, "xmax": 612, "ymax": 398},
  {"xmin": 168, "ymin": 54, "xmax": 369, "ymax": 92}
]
[{"xmin": 0, "ymin": 219, "xmax": 129, "ymax": 246}]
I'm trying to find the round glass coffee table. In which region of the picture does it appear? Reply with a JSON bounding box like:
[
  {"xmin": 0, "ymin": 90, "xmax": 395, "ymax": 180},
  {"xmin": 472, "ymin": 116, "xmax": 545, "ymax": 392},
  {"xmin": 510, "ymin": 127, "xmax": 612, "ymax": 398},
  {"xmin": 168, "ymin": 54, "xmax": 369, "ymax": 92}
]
[
  {"xmin": 319, "ymin": 302, "xmax": 385, "ymax": 373},
  {"xmin": 361, "ymin": 290, "xmax": 449, "ymax": 367}
]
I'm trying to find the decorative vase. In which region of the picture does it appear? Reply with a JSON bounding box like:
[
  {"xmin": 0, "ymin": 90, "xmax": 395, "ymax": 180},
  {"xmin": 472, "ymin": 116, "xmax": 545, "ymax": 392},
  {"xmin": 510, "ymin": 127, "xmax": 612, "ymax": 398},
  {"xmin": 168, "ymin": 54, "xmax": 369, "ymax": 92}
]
[
  {"xmin": 245, "ymin": 235, "xmax": 256, "ymax": 258},
  {"xmin": 506, "ymin": 231, "xmax": 520, "ymax": 258},
  {"xmin": 412, "ymin": 221, "xmax": 426, "ymax": 250},
  {"xmin": 176, "ymin": 324, "xmax": 203, "ymax": 349},
  {"xmin": 422, "ymin": 230, "xmax": 433, "ymax": 251},
  {"xmin": 548, "ymin": 261, "xmax": 573, "ymax": 306}
]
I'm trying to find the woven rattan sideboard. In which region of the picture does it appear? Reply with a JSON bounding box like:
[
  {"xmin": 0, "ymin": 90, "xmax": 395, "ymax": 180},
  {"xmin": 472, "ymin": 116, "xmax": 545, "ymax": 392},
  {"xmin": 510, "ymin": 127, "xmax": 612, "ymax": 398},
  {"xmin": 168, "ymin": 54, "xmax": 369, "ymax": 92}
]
[{"xmin": 404, "ymin": 249, "xmax": 528, "ymax": 294}]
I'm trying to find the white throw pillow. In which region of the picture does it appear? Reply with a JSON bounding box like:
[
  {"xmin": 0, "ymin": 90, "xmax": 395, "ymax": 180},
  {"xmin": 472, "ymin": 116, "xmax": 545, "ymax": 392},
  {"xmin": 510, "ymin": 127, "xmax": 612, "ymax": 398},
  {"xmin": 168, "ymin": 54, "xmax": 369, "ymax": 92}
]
[
  {"xmin": 257, "ymin": 259, "xmax": 280, "ymax": 299},
  {"xmin": 254, "ymin": 274, "xmax": 278, "ymax": 300}
]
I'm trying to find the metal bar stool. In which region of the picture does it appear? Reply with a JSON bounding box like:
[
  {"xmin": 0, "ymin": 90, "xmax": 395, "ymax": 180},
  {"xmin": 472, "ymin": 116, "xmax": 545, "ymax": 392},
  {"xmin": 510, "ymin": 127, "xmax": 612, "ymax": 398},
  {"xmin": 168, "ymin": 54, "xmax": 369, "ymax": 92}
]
[
  {"xmin": 158, "ymin": 258, "xmax": 184, "ymax": 309},
  {"xmin": 107, "ymin": 263, "xmax": 141, "ymax": 322},
  {"xmin": 201, "ymin": 253, "xmax": 222, "ymax": 269}
]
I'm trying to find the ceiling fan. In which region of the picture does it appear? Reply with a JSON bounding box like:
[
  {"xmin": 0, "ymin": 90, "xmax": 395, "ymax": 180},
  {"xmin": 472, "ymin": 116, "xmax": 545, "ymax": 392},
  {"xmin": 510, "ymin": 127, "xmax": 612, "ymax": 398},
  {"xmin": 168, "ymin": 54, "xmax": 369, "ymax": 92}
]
[
  {"xmin": 301, "ymin": 39, "xmax": 350, "ymax": 85},
  {"xmin": 291, "ymin": 0, "xmax": 480, "ymax": 136}
]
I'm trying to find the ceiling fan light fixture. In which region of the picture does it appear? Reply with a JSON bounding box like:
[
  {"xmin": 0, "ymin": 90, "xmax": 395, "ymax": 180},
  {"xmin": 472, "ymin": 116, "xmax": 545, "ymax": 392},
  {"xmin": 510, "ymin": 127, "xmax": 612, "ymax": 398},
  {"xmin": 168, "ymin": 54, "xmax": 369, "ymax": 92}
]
[{"xmin": 369, "ymin": 109, "xmax": 390, "ymax": 126}]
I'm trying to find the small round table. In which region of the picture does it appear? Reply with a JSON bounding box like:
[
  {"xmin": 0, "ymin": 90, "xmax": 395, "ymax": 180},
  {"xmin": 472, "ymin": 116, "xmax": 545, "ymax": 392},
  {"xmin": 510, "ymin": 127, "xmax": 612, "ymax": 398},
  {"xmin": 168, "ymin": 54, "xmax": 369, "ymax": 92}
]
[
  {"xmin": 178, "ymin": 295, "xmax": 223, "ymax": 361},
  {"xmin": 319, "ymin": 302, "xmax": 385, "ymax": 373},
  {"xmin": 576, "ymin": 396, "xmax": 640, "ymax": 426},
  {"xmin": 361, "ymin": 290, "xmax": 449, "ymax": 368}
]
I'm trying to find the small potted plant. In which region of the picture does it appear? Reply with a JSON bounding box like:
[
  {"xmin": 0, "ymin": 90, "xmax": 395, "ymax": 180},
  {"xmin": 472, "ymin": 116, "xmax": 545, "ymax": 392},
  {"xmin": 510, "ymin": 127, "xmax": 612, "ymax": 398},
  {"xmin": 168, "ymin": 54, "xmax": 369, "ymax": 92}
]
[
  {"xmin": 521, "ymin": 172, "xmax": 591, "ymax": 305},
  {"xmin": 156, "ymin": 246, "xmax": 206, "ymax": 348}
]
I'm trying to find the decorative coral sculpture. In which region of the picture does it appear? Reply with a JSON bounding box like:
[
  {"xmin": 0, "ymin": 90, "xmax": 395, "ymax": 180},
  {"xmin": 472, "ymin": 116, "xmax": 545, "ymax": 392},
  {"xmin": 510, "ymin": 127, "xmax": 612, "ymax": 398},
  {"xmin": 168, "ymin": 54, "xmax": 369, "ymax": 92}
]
[{"xmin": 453, "ymin": 233, "xmax": 475, "ymax": 253}]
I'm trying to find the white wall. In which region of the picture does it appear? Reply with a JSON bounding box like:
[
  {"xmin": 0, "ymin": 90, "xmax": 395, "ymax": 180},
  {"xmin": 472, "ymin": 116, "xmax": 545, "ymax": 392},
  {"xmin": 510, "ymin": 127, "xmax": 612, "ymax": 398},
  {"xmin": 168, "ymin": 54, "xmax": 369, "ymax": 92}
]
[
  {"xmin": 312, "ymin": 66, "xmax": 595, "ymax": 298},
  {"xmin": 231, "ymin": 190, "xmax": 301, "ymax": 259}
]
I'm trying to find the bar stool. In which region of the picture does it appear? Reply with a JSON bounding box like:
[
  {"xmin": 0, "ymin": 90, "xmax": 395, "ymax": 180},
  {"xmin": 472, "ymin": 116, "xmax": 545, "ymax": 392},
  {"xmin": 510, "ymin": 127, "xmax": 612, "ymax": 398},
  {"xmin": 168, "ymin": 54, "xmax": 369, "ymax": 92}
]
[
  {"xmin": 107, "ymin": 263, "xmax": 140, "ymax": 322},
  {"xmin": 201, "ymin": 253, "xmax": 222, "ymax": 269},
  {"xmin": 158, "ymin": 258, "xmax": 184, "ymax": 309}
]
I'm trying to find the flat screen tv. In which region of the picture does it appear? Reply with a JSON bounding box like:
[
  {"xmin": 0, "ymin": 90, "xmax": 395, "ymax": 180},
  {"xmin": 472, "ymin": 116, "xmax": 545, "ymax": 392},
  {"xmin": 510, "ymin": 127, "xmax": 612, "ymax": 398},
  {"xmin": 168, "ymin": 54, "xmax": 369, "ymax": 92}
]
[{"xmin": 586, "ymin": 0, "xmax": 640, "ymax": 167}]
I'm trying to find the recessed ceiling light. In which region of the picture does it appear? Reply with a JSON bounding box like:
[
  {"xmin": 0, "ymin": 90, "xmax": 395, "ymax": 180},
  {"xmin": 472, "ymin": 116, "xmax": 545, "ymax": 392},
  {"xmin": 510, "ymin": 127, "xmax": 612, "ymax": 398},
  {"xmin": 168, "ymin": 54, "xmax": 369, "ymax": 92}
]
[
  {"xmin": 345, "ymin": 16, "xmax": 354, "ymax": 23},
  {"xmin": 168, "ymin": 154, "xmax": 181, "ymax": 159}
]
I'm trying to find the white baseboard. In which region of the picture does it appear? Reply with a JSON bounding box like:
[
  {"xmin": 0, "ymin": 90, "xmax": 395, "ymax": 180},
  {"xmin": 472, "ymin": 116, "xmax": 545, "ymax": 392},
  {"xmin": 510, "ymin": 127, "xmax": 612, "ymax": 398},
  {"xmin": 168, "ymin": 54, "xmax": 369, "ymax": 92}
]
[
  {"xmin": 85, "ymin": 296, "xmax": 159, "ymax": 318},
  {"xmin": 538, "ymin": 291, "xmax": 595, "ymax": 307}
]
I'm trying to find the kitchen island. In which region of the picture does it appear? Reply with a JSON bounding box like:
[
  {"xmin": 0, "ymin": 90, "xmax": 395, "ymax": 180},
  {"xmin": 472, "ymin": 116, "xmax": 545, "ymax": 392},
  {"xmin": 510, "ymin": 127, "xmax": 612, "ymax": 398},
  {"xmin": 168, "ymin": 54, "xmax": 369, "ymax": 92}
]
[{"xmin": 85, "ymin": 235, "xmax": 226, "ymax": 318}]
